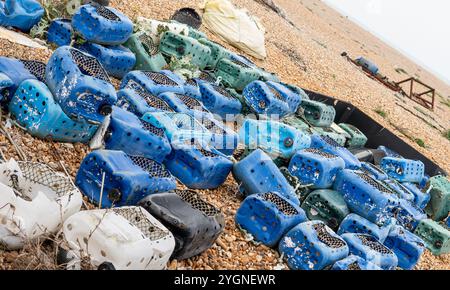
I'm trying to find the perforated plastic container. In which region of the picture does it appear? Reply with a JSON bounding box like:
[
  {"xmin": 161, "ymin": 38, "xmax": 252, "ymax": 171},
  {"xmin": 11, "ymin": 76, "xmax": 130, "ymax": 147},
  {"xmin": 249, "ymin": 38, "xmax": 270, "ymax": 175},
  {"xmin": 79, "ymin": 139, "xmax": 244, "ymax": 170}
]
[
  {"xmin": 384, "ymin": 225, "xmax": 425, "ymax": 270},
  {"xmin": 337, "ymin": 213, "xmax": 392, "ymax": 243},
  {"xmin": 380, "ymin": 157, "xmax": 425, "ymax": 183},
  {"xmin": 414, "ymin": 219, "xmax": 450, "ymax": 255},
  {"xmin": 242, "ymin": 80, "xmax": 291, "ymax": 117},
  {"xmin": 310, "ymin": 134, "xmax": 361, "ymax": 170},
  {"xmin": 47, "ymin": 18, "xmax": 73, "ymax": 47},
  {"xmin": 424, "ymin": 175, "xmax": 450, "ymax": 221},
  {"xmin": 120, "ymin": 70, "xmax": 185, "ymax": 96},
  {"xmin": 123, "ymin": 31, "xmax": 167, "ymax": 72},
  {"xmin": 298, "ymin": 99, "xmax": 336, "ymax": 128},
  {"xmin": 332, "ymin": 255, "xmax": 381, "ymax": 270}
]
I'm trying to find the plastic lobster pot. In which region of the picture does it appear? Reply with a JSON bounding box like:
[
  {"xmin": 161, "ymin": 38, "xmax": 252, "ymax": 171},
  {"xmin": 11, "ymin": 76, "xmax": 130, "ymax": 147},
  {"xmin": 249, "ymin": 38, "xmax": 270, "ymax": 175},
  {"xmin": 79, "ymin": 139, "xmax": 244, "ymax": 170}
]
[
  {"xmin": 361, "ymin": 162, "xmax": 388, "ymax": 181},
  {"xmin": 337, "ymin": 213, "xmax": 393, "ymax": 243},
  {"xmin": 341, "ymin": 233, "xmax": 398, "ymax": 270},
  {"xmin": 47, "ymin": 18, "xmax": 73, "ymax": 47},
  {"xmin": 46, "ymin": 46, "xmax": 117, "ymax": 124},
  {"xmin": 121, "ymin": 70, "xmax": 185, "ymax": 96},
  {"xmin": 424, "ymin": 175, "xmax": 450, "ymax": 221},
  {"xmin": 71, "ymin": 4, "xmax": 133, "ymax": 45},
  {"xmin": 402, "ymin": 182, "xmax": 430, "ymax": 210},
  {"xmin": 242, "ymin": 81, "xmax": 291, "ymax": 117},
  {"xmin": 301, "ymin": 189, "xmax": 349, "ymax": 230},
  {"xmin": 105, "ymin": 107, "xmax": 171, "ymax": 163},
  {"xmin": 164, "ymin": 140, "xmax": 233, "ymax": 189},
  {"xmin": 116, "ymin": 80, "xmax": 175, "ymax": 117},
  {"xmin": 395, "ymin": 199, "xmax": 427, "ymax": 231},
  {"xmin": 380, "ymin": 157, "xmax": 425, "ymax": 183},
  {"xmin": 289, "ymin": 148, "xmax": 346, "ymax": 189},
  {"xmin": 280, "ymin": 82, "xmax": 309, "ymax": 100},
  {"xmin": 0, "ymin": 159, "xmax": 82, "ymax": 250},
  {"xmin": 338, "ymin": 123, "xmax": 368, "ymax": 149},
  {"xmin": 332, "ymin": 255, "xmax": 382, "ymax": 270},
  {"xmin": 236, "ymin": 192, "xmax": 307, "ymax": 247},
  {"xmin": 159, "ymin": 31, "xmax": 211, "ymax": 70},
  {"xmin": 215, "ymin": 58, "xmax": 261, "ymax": 92},
  {"xmin": 381, "ymin": 179, "xmax": 415, "ymax": 202},
  {"xmin": 279, "ymin": 221, "xmax": 349, "ymax": 270},
  {"xmin": 199, "ymin": 82, "xmax": 242, "ymax": 119},
  {"xmin": 123, "ymin": 31, "xmax": 167, "ymax": 72},
  {"xmin": 198, "ymin": 38, "xmax": 232, "ymax": 69},
  {"xmin": 183, "ymin": 71, "xmax": 217, "ymax": 101},
  {"xmin": 266, "ymin": 81, "xmax": 302, "ymax": 113},
  {"xmin": 298, "ymin": 99, "xmax": 336, "ymax": 128},
  {"xmin": 9, "ymin": 79, "xmax": 98, "ymax": 143},
  {"xmin": 414, "ymin": 219, "xmax": 450, "ymax": 255},
  {"xmin": 62, "ymin": 206, "xmax": 175, "ymax": 270},
  {"xmin": 384, "ymin": 225, "xmax": 425, "ymax": 270},
  {"xmin": 311, "ymin": 126, "xmax": 347, "ymax": 147},
  {"xmin": 0, "ymin": 0, "xmax": 44, "ymax": 32},
  {"xmin": 139, "ymin": 189, "xmax": 224, "ymax": 260},
  {"xmin": 333, "ymin": 169, "xmax": 400, "ymax": 226},
  {"xmin": 233, "ymin": 149, "xmax": 300, "ymax": 205},
  {"xmin": 158, "ymin": 92, "xmax": 211, "ymax": 117},
  {"xmin": 76, "ymin": 150, "xmax": 176, "ymax": 208},
  {"xmin": 239, "ymin": 119, "xmax": 311, "ymax": 161},
  {"xmin": 310, "ymin": 134, "xmax": 361, "ymax": 170},
  {"xmin": 76, "ymin": 42, "xmax": 136, "ymax": 79},
  {"xmin": 282, "ymin": 115, "xmax": 310, "ymax": 132}
]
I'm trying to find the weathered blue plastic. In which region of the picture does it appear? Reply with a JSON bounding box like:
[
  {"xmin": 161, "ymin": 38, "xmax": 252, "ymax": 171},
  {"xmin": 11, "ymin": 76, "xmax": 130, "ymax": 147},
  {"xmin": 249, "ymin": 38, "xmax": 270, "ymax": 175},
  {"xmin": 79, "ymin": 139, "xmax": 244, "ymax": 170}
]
[
  {"xmin": 183, "ymin": 71, "xmax": 217, "ymax": 100},
  {"xmin": 199, "ymin": 82, "xmax": 242, "ymax": 118},
  {"xmin": 71, "ymin": 4, "xmax": 133, "ymax": 45},
  {"xmin": 0, "ymin": 57, "xmax": 42, "ymax": 99},
  {"xmin": 332, "ymin": 255, "xmax": 382, "ymax": 270},
  {"xmin": 310, "ymin": 134, "xmax": 361, "ymax": 170},
  {"xmin": 381, "ymin": 179, "xmax": 415, "ymax": 202},
  {"xmin": 355, "ymin": 57, "xmax": 379, "ymax": 75},
  {"xmin": 361, "ymin": 162, "xmax": 388, "ymax": 180},
  {"xmin": 242, "ymin": 81, "xmax": 291, "ymax": 117},
  {"xmin": 384, "ymin": 225, "xmax": 425, "ymax": 270},
  {"xmin": 337, "ymin": 213, "xmax": 392, "ymax": 243},
  {"xmin": 45, "ymin": 46, "xmax": 117, "ymax": 124},
  {"xmin": 279, "ymin": 221, "xmax": 349, "ymax": 270},
  {"xmin": 266, "ymin": 81, "xmax": 302, "ymax": 113},
  {"xmin": 377, "ymin": 145, "xmax": 403, "ymax": 159},
  {"xmin": 164, "ymin": 140, "xmax": 233, "ymax": 189},
  {"xmin": 341, "ymin": 233, "xmax": 398, "ymax": 270},
  {"xmin": 195, "ymin": 114, "xmax": 239, "ymax": 156},
  {"xmin": 239, "ymin": 119, "xmax": 311, "ymax": 161},
  {"xmin": 402, "ymin": 182, "xmax": 430, "ymax": 210},
  {"xmin": 9, "ymin": 79, "xmax": 98, "ymax": 143},
  {"xmin": 396, "ymin": 199, "xmax": 427, "ymax": 231},
  {"xmin": 120, "ymin": 70, "xmax": 185, "ymax": 96},
  {"xmin": 333, "ymin": 170, "xmax": 400, "ymax": 225},
  {"xmin": 47, "ymin": 19, "xmax": 73, "ymax": 47},
  {"xmin": 0, "ymin": 72, "xmax": 13, "ymax": 101},
  {"xmin": 105, "ymin": 107, "xmax": 171, "ymax": 163},
  {"xmin": 289, "ymin": 149, "xmax": 345, "ymax": 189},
  {"xmin": 76, "ymin": 42, "xmax": 136, "ymax": 79},
  {"xmin": 158, "ymin": 92, "xmax": 211, "ymax": 116},
  {"xmin": 76, "ymin": 150, "xmax": 176, "ymax": 208},
  {"xmin": 380, "ymin": 157, "xmax": 425, "ymax": 183},
  {"xmin": 235, "ymin": 192, "xmax": 307, "ymax": 247},
  {"xmin": 233, "ymin": 149, "xmax": 300, "ymax": 205},
  {"xmin": 0, "ymin": 0, "xmax": 44, "ymax": 32}
]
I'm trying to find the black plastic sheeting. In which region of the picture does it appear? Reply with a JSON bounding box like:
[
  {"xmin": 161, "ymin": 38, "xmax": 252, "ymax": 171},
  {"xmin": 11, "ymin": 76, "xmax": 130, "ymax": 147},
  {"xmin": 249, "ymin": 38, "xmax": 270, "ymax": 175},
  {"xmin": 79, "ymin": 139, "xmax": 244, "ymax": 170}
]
[{"xmin": 304, "ymin": 89, "xmax": 447, "ymax": 177}]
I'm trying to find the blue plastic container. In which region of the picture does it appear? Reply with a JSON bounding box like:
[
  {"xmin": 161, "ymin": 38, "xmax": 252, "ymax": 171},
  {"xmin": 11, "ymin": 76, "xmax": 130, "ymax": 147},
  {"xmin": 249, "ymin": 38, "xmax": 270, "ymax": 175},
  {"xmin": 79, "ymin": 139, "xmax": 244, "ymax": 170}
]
[
  {"xmin": 199, "ymin": 82, "xmax": 242, "ymax": 119},
  {"xmin": 76, "ymin": 42, "xmax": 136, "ymax": 79},
  {"xmin": 355, "ymin": 57, "xmax": 379, "ymax": 75},
  {"xmin": 158, "ymin": 92, "xmax": 211, "ymax": 116},
  {"xmin": 47, "ymin": 18, "xmax": 73, "ymax": 47},
  {"xmin": 46, "ymin": 46, "xmax": 117, "ymax": 124},
  {"xmin": 332, "ymin": 255, "xmax": 382, "ymax": 270},
  {"xmin": 337, "ymin": 213, "xmax": 393, "ymax": 243},
  {"xmin": 9, "ymin": 79, "xmax": 98, "ymax": 143},
  {"xmin": 361, "ymin": 162, "xmax": 388, "ymax": 180},
  {"xmin": 239, "ymin": 119, "xmax": 311, "ymax": 161},
  {"xmin": 105, "ymin": 107, "xmax": 171, "ymax": 163},
  {"xmin": 377, "ymin": 145, "xmax": 403, "ymax": 159},
  {"xmin": 0, "ymin": 0, "xmax": 44, "ymax": 32},
  {"xmin": 243, "ymin": 81, "xmax": 291, "ymax": 117},
  {"xmin": 279, "ymin": 221, "xmax": 349, "ymax": 270},
  {"xmin": 72, "ymin": 4, "xmax": 133, "ymax": 45},
  {"xmin": 334, "ymin": 169, "xmax": 400, "ymax": 225},
  {"xmin": 341, "ymin": 233, "xmax": 398, "ymax": 270},
  {"xmin": 402, "ymin": 182, "xmax": 430, "ymax": 209},
  {"xmin": 236, "ymin": 192, "xmax": 307, "ymax": 247},
  {"xmin": 384, "ymin": 225, "xmax": 425, "ymax": 270},
  {"xmin": 380, "ymin": 157, "xmax": 425, "ymax": 183},
  {"xmin": 76, "ymin": 150, "xmax": 176, "ymax": 208},
  {"xmin": 289, "ymin": 148, "xmax": 345, "ymax": 189},
  {"xmin": 195, "ymin": 114, "xmax": 239, "ymax": 156},
  {"xmin": 266, "ymin": 81, "xmax": 302, "ymax": 113},
  {"xmin": 396, "ymin": 199, "xmax": 427, "ymax": 231},
  {"xmin": 164, "ymin": 140, "xmax": 233, "ymax": 189},
  {"xmin": 120, "ymin": 70, "xmax": 185, "ymax": 96},
  {"xmin": 0, "ymin": 57, "xmax": 44, "ymax": 99},
  {"xmin": 182, "ymin": 71, "xmax": 217, "ymax": 100},
  {"xmin": 233, "ymin": 149, "xmax": 300, "ymax": 205},
  {"xmin": 382, "ymin": 179, "xmax": 415, "ymax": 202},
  {"xmin": 310, "ymin": 134, "xmax": 361, "ymax": 170}
]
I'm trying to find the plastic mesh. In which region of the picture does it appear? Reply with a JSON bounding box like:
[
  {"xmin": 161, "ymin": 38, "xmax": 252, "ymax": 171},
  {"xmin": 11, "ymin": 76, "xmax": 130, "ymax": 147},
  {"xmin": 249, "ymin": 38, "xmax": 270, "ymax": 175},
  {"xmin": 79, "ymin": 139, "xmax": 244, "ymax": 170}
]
[
  {"xmin": 175, "ymin": 189, "xmax": 220, "ymax": 216},
  {"xmin": 70, "ymin": 49, "xmax": 110, "ymax": 82},
  {"xmin": 355, "ymin": 172, "xmax": 394, "ymax": 195},
  {"xmin": 142, "ymin": 71, "xmax": 178, "ymax": 86},
  {"xmin": 171, "ymin": 8, "xmax": 202, "ymax": 29},
  {"xmin": 231, "ymin": 58, "xmax": 251, "ymax": 68},
  {"xmin": 125, "ymin": 80, "xmax": 174, "ymax": 112},
  {"xmin": 357, "ymin": 234, "xmax": 392, "ymax": 254},
  {"xmin": 213, "ymin": 85, "xmax": 234, "ymax": 99},
  {"xmin": 261, "ymin": 192, "xmax": 298, "ymax": 216},
  {"xmin": 17, "ymin": 161, "xmax": 75, "ymax": 197},
  {"xmin": 141, "ymin": 120, "xmax": 165, "ymax": 137},
  {"xmin": 366, "ymin": 163, "xmax": 386, "ymax": 175},
  {"xmin": 186, "ymin": 79, "xmax": 198, "ymax": 87},
  {"xmin": 176, "ymin": 94, "xmax": 208, "ymax": 112},
  {"xmin": 113, "ymin": 207, "xmax": 169, "ymax": 241},
  {"xmin": 201, "ymin": 118, "xmax": 227, "ymax": 135},
  {"xmin": 190, "ymin": 142, "xmax": 218, "ymax": 158},
  {"xmin": 347, "ymin": 261, "xmax": 362, "ymax": 270},
  {"xmin": 129, "ymin": 155, "xmax": 172, "ymax": 178},
  {"xmin": 95, "ymin": 5, "xmax": 120, "ymax": 21},
  {"xmin": 320, "ymin": 135, "xmax": 340, "ymax": 148},
  {"xmin": 138, "ymin": 33, "xmax": 159, "ymax": 56},
  {"xmin": 304, "ymin": 148, "xmax": 338, "ymax": 159},
  {"xmin": 21, "ymin": 60, "xmax": 46, "ymax": 82},
  {"xmin": 313, "ymin": 223, "xmax": 346, "ymax": 248}
]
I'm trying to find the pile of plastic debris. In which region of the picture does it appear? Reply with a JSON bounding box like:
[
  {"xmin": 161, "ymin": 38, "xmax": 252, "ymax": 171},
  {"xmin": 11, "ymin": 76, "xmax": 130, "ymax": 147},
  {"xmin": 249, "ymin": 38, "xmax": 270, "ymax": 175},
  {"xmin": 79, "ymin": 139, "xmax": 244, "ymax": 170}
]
[{"xmin": 0, "ymin": 0, "xmax": 447, "ymax": 270}]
